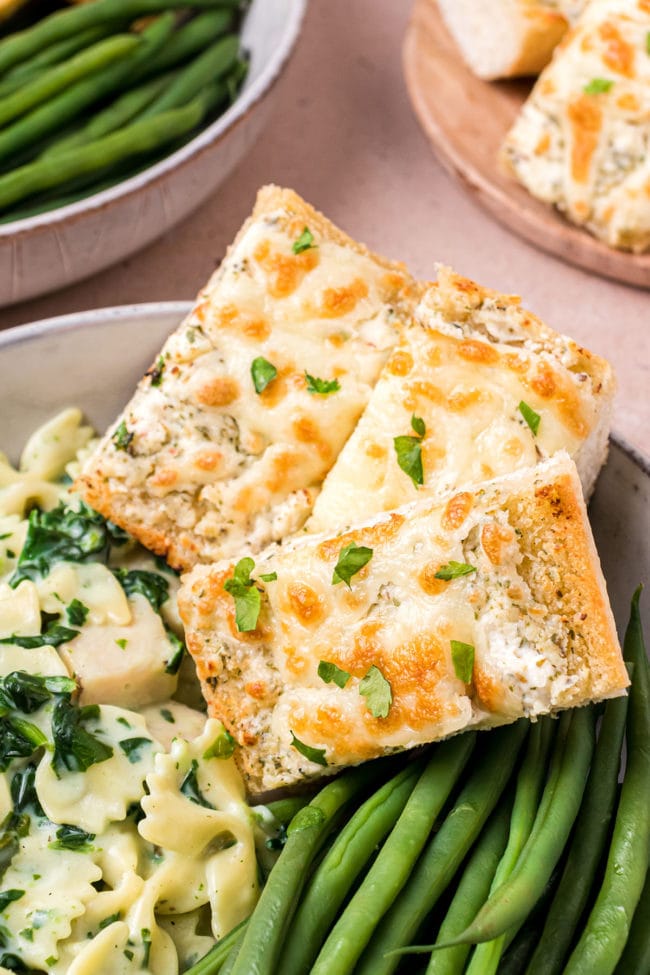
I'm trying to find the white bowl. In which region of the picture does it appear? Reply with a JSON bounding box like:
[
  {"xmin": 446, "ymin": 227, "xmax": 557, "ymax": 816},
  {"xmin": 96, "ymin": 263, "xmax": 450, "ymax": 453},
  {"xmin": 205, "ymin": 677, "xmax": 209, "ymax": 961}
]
[
  {"xmin": 0, "ymin": 302, "xmax": 648, "ymax": 640},
  {"xmin": 0, "ymin": 0, "xmax": 306, "ymax": 307}
]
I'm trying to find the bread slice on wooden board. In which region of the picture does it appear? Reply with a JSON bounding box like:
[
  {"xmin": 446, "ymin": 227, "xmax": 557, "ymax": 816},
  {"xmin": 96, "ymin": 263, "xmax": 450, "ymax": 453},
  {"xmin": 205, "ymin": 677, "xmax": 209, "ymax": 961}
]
[
  {"xmin": 308, "ymin": 265, "xmax": 615, "ymax": 535},
  {"xmin": 75, "ymin": 185, "xmax": 418, "ymax": 571},
  {"xmin": 179, "ymin": 451, "xmax": 628, "ymax": 795},
  {"xmin": 501, "ymin": 0, "xmax": 650, "ymax": 252},
  {"xmin": 435, "ymin": 0, "xmax": 586, "ymax": 80}
]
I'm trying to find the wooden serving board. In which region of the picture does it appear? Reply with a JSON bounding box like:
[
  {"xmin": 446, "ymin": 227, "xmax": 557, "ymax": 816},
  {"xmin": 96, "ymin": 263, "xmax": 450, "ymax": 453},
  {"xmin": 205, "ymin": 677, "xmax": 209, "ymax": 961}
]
[{"xmin": 403, "ymin": 0, "xmax": 650, "ymax": 290}]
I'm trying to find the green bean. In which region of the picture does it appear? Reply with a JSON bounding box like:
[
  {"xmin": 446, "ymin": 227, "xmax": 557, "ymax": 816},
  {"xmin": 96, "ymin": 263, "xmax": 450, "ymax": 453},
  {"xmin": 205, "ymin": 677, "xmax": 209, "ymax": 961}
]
[
  {"xmin": 0, "ymin": 0, "xmax": 238, "ymax": 76},
  {"xmin": 423, "ymin": 797, "xmax": 512, "ymax": 975},
  {"xmin": 614, "ymin": 866, "xmax": 650, "ymax": 975},
  {"xmin": 443, "ymin": 706, "xmax": 595, "ymax": 947},
  {"xmin": 0, "ymin": 27, "xmax": 111, "ymax": 96},
  {"xmin": 0, "ymin": 33, "xmax": 140, "ymax": 129},
  {"xmin": 355, "ymin": 720, "xmax": 528, "ymax": 975},
  {"xmin": 466, "ymin": 717, "xmax": 555, "ymax": 974},
  {"xmin": 218, "ymin": 928, "xmax": 246, "ymax": 975},
  {"xmin": 131, "ymin": 9, "xmax": 235, "ymax": 81},
  {"xmin": 185, "ymin": 919, "xmax": 248, "ymax": 975},
  {"xmin": 526, "ymin": 692, "xmax": 629, "ymax": 975},
  {"xmin": 0, "ymin": 85, "xmax": 221, "ymax": 211},
  {"xmin": 279, "ymin": 761, "xmax": 423, "ymax": 975},
  {"xmin": 309, "ymin": 734, "xmax": 476, "ymax": 975},
  {"xmin": 496, "ymin": 866, "xmax": 562, "ymax": 975},
  {"xmin": 264, "ymin": 795, "xmax": 312, "ymax": 826},
  {"xmin": 564, "ymin": 588, "xmax": 650, "ymax": 974},
  {"xmin": 0, "ymin": 13, "xmax": 174, "ymax": 165},
  {"xmin": 41, "ymin": 73, "xmax": 174, "ymax": 159},
  {"xmin": 139, "ymin": 34, "xmax": 238, "ymax": 118},
  {"xmin": 228, "ymin": 762, "xmax": 377, "ymax": 975}
]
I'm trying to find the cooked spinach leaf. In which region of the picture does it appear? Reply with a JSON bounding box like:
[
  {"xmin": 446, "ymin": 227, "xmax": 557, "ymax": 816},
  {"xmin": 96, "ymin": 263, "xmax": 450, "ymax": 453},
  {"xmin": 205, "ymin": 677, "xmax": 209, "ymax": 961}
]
[
  {"xmin": 51, "ymin": 698, "xmax": 113, "ymax": 777},
  {"xmin": 180, "ymin": 759, "xmax": 214, "ymax": 809},
  {"xmin": 49, "ymin": 824, "xmax": 95, "ymax": 852}
]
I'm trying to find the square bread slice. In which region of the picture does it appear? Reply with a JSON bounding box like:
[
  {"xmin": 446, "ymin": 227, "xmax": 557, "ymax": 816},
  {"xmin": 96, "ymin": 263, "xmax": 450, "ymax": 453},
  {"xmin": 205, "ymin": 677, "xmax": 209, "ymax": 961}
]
[
  {"xmin": 307, "ymin": 265, "xmax": 614, "ymax": 534},
  {"xmin": 76, "ymin": 186, "xmax": 417, "ymax": 570},
  {"xmin": 501, "ymin": 0, "xmax": 650, "ymax": 252},
  {"xmin": 179, "ymin": 451, "xmax": 628, "ymax": 795}
]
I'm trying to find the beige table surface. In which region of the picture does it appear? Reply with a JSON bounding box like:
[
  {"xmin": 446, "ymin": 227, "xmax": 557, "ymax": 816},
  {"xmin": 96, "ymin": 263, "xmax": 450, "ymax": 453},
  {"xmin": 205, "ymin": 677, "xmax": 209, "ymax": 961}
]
[{"xmin": 1, "ymin": 0, "xmax": 649, "ymax": 457}]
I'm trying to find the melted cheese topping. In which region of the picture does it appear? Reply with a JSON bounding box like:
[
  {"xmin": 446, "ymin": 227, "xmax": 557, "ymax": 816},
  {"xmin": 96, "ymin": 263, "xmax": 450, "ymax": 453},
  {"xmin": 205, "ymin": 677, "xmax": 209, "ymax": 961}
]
[
  {"xmin": 503, "ymin": 0, "xmax": 650, "ymax": 251},
  {"xmin": 309, "ymin": 267, "xmax": 612, "ymax": 533},
  {"xmin": 78, "ymin": 188, "xmax": 415, "ymax": 569},
  {"xmin": 181, "ymin": 453, "xmax": 626, "ymax": 794}
]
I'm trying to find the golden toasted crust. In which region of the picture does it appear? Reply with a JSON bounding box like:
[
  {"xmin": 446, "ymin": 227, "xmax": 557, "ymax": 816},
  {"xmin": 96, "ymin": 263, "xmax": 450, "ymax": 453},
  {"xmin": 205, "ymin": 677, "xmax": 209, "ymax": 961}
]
[
  {"xmin": 180, "ymin": 453, "xmax": 627, "ymax": 796},
  {"xmin": 76, "ymin": 186, "xmax": 418, "ymax": 571}
]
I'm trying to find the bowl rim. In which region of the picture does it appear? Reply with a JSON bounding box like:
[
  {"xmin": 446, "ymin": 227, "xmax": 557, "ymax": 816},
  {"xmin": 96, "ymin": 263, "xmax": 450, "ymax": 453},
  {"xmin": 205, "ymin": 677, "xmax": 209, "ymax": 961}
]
[
  {"xmin": 0, "ymin": 0, "xmax": 307, "ymax": 237},
  {"xmin": 1, "ymin": 299, "xmax": 649, "ymax": 479}
]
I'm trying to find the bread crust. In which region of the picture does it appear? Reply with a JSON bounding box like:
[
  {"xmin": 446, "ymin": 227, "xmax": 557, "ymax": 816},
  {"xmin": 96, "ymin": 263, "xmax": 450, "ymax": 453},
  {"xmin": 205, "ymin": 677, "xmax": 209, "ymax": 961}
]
[
  {"xmin": 76, "ymin": 185, "xmax": 418, "ymax": 570},
  {"xmin": 180, "ymin": 452, "xmax": 628, "ymax": 796}
]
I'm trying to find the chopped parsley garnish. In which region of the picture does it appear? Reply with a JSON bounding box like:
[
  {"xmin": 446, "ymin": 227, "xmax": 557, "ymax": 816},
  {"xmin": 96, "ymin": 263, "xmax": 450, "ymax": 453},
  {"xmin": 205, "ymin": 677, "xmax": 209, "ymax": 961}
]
[
  {"xmin": 434, "ymin": 562, "xmax": 477, "ymax": 581},
  {"xmin": 0, "ymin": 717, "xmax": 47, "ymax": 771},
  {"xmin": 115, "ymin": 638, "xmax": 128, "ymax": 650},
  {"xmin": 331, "ymin": 542, "xmax": 373, "ymax": 588},
  {"xmin": 160, "ymin": 708, "xmax": 175, "ymax": 724},
  {"xmin": 251, "ymin": 356, "xmax": 278, "ymax": 394},
  {"xmin": 180, "ymin": 759, "xmax": 215, "ymax": 809},
  {"xmin": 0, "ymin": 533, "xmax": 12, "ymax": 541},
  {"xmin": 317, "ymin": 660, "xmax": 351, "ymax": 689},
  {"xmin": 292, "ymin": 226, "xmax": 315, "ymax": 254},
  {"xmin": 518, "ymin": 400, "xmax": 541, "ymax": 436},
  {"xmin": 450, "ymin": 640, "xmax": 475, "ymax": 684},
  {"xmin": 359, "ymin": 665, "xmax": 392, "ymax": 718},
  {"xmin": 51, "ymin": 698, "xmax": 113, "ymax": 777},
  {"xmin": 259, "ymin": 571, "xmax": 277, "ymax": 583},
  {"xmin": 305, "ymin": 373, "xmax": 341, "ymax": 395},
  {"xmin": 66, "ymin": 598, "xmax": 89, "ymax": 627},
  {"xmin": 290, "ymin": 732, "xmax": 328, "ymax": 767},
  {"xmin": 49, "ymin": 824, "xmax": 95, "ymax": 852},
  {"xmin": 0, "ymin": 622, "xmax": 78, "ymax": 649},
  {"xmin": 98, "ymin": 911, "xmax": 121, "ymax": 930},
  {"xmin": 583, "ymin": 77, "xmax": 613, "ymax": 95},
  {"xmin": 10, "ymin": 500, "xmax": 125, "ymax": 588},
  {"xmin": 224, "ymin": 557, "xmax": 261, "ymax": 632},
  {"xmin": 119, "ymin": 737, "xmax": 152, "ymax": 764},
  {"xmin": 394, "ymin": 414, "xmax": 425, "ymax": 487},
  {"xmin": 203, "ymin": 728, "xmax": 237, "ymax": 760},
  {"xmin": 147, "ymin": 355, "xmax": 165, "ymax": 387},
  {"xmin": 0, "ymin": 889, "xmax": 24, "ymax": 913},
  {"xmin": 0, "ymin": 672, "xmax": 74, "ymax": 714},
  {"xmin": 112, "ymin": 420, "xmax": 134, "ymax": 452},
  {"xmin": 142, "ymin": 928, "xmax": 152, "ymax": 968}
]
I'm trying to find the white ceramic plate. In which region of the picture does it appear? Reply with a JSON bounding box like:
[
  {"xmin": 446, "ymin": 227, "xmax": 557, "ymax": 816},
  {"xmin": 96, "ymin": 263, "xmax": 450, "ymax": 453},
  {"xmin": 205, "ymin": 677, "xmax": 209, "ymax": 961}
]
[
  {"xmin": 0, "ymin": 0, "xmax": 306, "ymax": 307},
  {"xmin": 0, "ymin": 303, "xmax": 648, "ymax": 640}
]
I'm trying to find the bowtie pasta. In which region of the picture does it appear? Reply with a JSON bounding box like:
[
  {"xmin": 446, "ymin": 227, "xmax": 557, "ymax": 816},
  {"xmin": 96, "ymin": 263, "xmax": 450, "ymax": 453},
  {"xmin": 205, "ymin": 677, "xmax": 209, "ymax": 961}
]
[{"xmin": 0, "ymin": 410, "xmax": 260, "ymax": 974}]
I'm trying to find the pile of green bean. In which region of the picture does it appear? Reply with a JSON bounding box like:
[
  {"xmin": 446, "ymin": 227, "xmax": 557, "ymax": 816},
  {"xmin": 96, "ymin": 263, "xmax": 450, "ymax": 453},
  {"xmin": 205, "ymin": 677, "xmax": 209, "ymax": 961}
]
[
  {"xmin": 186, "ymin": 588, "xmax": 649, "ymax": 975},
  {"xmin": 0, "ymin": 0, "xmax": 248, "ymax": 221}
]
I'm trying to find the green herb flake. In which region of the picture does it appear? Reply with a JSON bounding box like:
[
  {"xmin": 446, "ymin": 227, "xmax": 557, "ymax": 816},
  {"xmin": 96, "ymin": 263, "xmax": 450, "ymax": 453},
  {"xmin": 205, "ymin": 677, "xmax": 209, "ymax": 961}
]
[
  {"xmin": 332, "ymin": 542, "xmax": 373, "ymax": 588},
  {"xmin": 203, "ymin": 728, "xmax": 236, "ymax": 760},
  {"xmin": 305, "ymin": 373, "xmax": 341, "ymax": 395},
  {"xmin": 646, "ymin": 30, "xmax": 650, "ymax": 55},
  {"xmin": 518, "ymin": 400, "xmax": 541, "ymax": 436},
  {"xmin": 583, "ymin": 77, "xmax": 614, "ymax": 94},
  {"xmin": 290, "ymin": 732, "xmax": 328, "ymax": 767},
  {"xmin": 0, "ymin": 533, "xmax": 12, "ymax": 541},
  {"xmin": 49, "ymin": 824, "xmax": 95, "ymax": 852},
  {"xmin": 66, "ymin": 598, "xmax": 89, "ymax": 627},
  {"xmin": 20, "ymin": 926, "xmax": 33, "ymax": 941},
  {"xmin": 160, "ymin": 708, "xmax": 175, "ymax": 724},
  {"xmin": 98, "ymin": 911, "xmax": 121, "ymax": 930},
  {"xmin": 119, "ymin": 737, "xmax": 152, "ymax": 764},
  {"xmin": 115, "ymin": 638, "xmax": 128, "ymax": 650},
  {"xmin": 434, "ymin": 562, "xmax": 477, "ymax": 581},
  {"xmin": 259, "ymin": 571, "xmax": 277, "ymax": 582},
  {"xmin": 223, "ymin": 557, "xmax": 261, "ymax": 632},
  {"xmin": 148, "ymin": 355, "xmax": 165, "ymax": 387},
  {"xmin": 317, "ymin": 660, "xmax": 351, "ymax": 689},
  {"xmin": 358, "ymin": 665, "xmax": 392, "ymax": 718},
  {"xmin": 112, "ymin": 420, "xmax": 134, "ymax": 452},
  {"xmin": 394, "ymin": 415, "xmax": 426, "ymax": 487},
  {"xmin": 142, "ymin": 928, "xmax": 152, "ymax": 968},
  {"xmin": 251, "ymin": 356, "xmax": 278, "ymax": 394},
  {"xmin": 450, "ymin": 640, "xmax": 475, "ymax": 684},
  {"xmin": 0, "ymin": 889, "xmax": 24, "ymax": 913},
  {"xmin": 124, "ymin": 948, "xmax": 134, "ymax": 961},
  {"xmin": 180, "ymin": 759, "xmax": 215, "ymax": 809},
  {"xmin": 292, "ymin": 226, "xmax": 315, "ymax": 254}
]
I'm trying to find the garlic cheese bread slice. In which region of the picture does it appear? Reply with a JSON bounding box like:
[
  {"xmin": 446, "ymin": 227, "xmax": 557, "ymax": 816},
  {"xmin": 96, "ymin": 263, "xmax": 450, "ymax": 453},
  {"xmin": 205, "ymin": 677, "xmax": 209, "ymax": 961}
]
[
  {"xmin": 179, "ymin": 452, "xmax": 627, "ymax": 795},
  {"xmin": 76, "ymin": 186, "xmax": 417, "ymax": 570},
  {"xmin": 501, "ymin": 0, "xmax": 650, "ymax": 251},
  {"xmin": 308, "ymin": 266, "xmax": 614, "ymax": 534}
]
